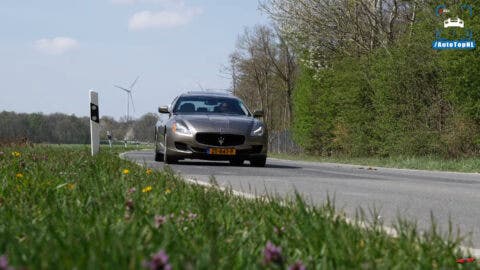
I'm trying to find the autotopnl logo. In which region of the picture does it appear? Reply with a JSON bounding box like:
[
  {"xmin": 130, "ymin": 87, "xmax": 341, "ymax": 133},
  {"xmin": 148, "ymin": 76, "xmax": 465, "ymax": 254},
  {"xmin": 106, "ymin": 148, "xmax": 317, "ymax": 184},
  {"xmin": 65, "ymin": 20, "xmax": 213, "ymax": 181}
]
[{"xmin": 432, "ymin": 4, "xmax": 476, "ymax": 50}]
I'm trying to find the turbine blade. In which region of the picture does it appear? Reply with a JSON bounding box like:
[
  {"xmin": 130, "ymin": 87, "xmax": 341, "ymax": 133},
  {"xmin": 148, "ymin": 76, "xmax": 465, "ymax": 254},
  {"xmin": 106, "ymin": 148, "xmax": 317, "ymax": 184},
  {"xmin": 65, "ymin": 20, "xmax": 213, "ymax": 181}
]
[
  {"xmin": 114, "ymin": 85, "xmax": 131, "ymax": 93},
  {"xmin": 129, "ymin": 76, "xmax": 140, "ymax": 90}
]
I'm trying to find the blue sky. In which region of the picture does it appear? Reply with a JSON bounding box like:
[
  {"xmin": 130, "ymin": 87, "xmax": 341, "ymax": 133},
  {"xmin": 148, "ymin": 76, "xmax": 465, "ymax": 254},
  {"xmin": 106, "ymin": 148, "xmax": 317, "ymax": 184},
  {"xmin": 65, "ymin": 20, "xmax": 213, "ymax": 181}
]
[{"xmin": 0, "ymin": 0, "xmax": 268, "ymax": 119}]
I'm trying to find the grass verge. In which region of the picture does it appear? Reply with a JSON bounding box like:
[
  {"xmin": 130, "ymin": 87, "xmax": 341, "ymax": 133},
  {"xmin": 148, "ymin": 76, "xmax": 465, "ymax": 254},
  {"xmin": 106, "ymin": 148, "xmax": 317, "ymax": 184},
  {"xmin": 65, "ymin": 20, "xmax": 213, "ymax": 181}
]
[
  {"xmin": 0, "ymin": 145, "xmax": 475, "ymax": 269},
  {"xmin": 270, "ymin": 153, "xmax": 480, "ymax": 173}
]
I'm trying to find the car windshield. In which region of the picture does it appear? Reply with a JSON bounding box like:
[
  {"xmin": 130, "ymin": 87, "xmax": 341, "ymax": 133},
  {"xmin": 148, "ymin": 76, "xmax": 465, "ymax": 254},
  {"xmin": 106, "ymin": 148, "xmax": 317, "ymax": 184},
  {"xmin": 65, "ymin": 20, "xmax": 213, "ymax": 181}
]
[{"xmin": 173, "ymin": 96, "xmax": 251, "ymax": 116}]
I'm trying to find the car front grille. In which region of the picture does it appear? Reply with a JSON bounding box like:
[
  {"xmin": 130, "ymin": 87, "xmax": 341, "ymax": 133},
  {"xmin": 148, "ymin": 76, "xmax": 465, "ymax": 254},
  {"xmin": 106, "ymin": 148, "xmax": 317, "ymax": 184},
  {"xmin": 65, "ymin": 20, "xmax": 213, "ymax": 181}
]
[{"xmin": 195, "ymin": 133, "xmax": 245, "ymax": 146}]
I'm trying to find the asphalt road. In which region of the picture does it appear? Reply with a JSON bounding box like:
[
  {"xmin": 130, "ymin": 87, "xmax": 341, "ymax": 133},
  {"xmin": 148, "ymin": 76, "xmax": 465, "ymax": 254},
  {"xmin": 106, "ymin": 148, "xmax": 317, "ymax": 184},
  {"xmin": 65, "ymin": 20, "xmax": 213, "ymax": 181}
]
[{"xmin": 122, "ymin": 150, "xmax": 480, "ymax": 251}]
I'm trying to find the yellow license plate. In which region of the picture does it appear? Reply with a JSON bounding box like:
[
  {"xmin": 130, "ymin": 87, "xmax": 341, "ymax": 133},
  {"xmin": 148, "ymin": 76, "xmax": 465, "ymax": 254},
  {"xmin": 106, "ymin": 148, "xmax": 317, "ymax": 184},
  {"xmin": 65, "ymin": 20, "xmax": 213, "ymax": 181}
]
[{"xmin": 208, "ymin": 148, "xmax": 236, "ymax": 155}]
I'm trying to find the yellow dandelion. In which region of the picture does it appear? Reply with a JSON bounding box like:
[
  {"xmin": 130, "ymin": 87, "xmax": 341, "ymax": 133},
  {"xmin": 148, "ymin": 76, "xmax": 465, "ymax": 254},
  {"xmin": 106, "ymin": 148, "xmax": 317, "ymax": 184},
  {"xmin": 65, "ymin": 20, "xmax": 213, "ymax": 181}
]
[
  {"xmin": 67, "ymin": 183, "xmax": 76, "ymax": 190},
  {"xmin": 142, "ymin": 186, "xmax": 152, "ymax": 193},
  {"xmin": 12, "ymin": 151, "xmax": 21, "ymax": 157},
  {"xmin": 122, "ymin": 169, "xmax": 130, "ymax": 175},
  {"xmin": 165, "ymin": 188, "xmax": 171, "ymax": 195},
  {"xmin": 146, "ymin": 168, "xmax": 153, "ymax": 175},
  {"xmin": 15, "ymin": 173, "xmax": 24, "ymax": 179}
]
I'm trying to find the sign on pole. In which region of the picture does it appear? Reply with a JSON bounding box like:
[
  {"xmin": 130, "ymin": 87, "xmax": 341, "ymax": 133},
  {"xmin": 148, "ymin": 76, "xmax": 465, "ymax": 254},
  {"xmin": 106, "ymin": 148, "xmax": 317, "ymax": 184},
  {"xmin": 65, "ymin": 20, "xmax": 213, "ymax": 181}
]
[{"xmin": 90, "ymin": 90, "xmax": 100, "ymax": 156}]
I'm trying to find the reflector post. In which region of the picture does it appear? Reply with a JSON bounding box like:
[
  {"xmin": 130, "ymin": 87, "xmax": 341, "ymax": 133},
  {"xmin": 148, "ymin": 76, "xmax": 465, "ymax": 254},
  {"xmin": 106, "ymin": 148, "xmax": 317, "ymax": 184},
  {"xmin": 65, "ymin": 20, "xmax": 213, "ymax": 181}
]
[{"xmin": 90, "ymin": 90, "xmax": 100, "ymax": 156}]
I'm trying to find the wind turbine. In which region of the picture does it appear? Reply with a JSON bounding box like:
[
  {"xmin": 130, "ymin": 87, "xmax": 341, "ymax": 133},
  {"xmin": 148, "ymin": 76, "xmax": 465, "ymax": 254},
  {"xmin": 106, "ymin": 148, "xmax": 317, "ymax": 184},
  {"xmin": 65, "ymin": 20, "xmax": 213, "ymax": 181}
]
[{"xmin": 114, "ymin": 76, "xmax": 139, "ymax": 122}]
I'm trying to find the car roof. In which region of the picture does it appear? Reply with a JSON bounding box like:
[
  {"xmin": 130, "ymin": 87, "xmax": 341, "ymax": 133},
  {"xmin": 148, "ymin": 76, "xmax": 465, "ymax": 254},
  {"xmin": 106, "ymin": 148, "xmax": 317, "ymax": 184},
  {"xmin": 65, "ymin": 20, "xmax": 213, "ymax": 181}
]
[{"xmin": 180, "ymin": 91, "xmax": 235, "ymax": 98}]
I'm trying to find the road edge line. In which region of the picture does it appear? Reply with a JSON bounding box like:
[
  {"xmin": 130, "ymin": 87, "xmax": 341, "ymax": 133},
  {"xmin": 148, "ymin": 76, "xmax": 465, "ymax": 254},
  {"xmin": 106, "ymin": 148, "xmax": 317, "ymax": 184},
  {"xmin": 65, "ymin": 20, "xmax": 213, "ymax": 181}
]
[{"xmin": 268, "ymin": 157, "xmax": 480, "ymax": 176}]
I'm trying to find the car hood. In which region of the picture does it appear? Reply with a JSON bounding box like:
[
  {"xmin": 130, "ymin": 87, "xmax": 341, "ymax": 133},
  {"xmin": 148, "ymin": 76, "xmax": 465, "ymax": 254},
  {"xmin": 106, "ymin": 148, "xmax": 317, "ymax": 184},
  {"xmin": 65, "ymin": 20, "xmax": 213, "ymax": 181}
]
[{"xmin": 175, "ymin": 114, "xmax": 255, "ymax": 134}]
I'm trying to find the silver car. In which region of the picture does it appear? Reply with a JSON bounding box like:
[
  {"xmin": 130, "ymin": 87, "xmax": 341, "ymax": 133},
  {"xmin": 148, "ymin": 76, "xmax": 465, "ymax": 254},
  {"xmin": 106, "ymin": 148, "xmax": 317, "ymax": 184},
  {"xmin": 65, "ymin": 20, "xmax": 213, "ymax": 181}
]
[{"xmin": 154, "ymin": 92, "xmax": 268, "ymax": 166}]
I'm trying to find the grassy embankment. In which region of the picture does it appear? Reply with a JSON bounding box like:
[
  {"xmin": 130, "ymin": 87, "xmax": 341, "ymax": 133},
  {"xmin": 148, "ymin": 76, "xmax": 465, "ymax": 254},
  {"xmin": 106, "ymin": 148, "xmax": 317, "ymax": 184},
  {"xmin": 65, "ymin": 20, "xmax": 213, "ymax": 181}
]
[
  {"xmin": 0, "ymin": 145, "xmax": 475, "ymax": 269},
  {"xmin": 270, "ymin": 153, "xmax": 480, "ymax": 173}
]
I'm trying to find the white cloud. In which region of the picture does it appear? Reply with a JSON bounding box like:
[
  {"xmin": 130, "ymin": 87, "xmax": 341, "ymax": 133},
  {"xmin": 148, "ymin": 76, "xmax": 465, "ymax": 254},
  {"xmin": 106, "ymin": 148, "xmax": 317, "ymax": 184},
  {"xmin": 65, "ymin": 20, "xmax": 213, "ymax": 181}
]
[
  {"xmin": 111, "ymin": 0, "xmax": 201, "ymax": 30},
  {"xmin": 128, "ymin": 7, "xmax": 202, "ymax": 30},
  {"xmin": 34, "ymin": 37, "xmax": 79, "ymax": 55}
]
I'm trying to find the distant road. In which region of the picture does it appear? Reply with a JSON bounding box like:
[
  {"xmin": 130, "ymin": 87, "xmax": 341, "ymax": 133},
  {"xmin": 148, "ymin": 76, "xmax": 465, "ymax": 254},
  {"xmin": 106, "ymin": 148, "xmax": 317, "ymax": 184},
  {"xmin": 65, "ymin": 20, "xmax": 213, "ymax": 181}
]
[{"xmin": 122, "ymin": 150, "xmax": 480, "ymax": 251}]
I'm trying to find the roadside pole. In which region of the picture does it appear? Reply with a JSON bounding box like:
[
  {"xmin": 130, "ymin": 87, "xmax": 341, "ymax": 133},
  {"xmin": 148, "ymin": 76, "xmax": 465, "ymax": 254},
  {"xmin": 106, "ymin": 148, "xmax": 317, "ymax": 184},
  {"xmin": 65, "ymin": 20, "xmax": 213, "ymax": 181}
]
[{"xmin": 90, "ymin": 91, "xmax": 100, "ymax": 156}]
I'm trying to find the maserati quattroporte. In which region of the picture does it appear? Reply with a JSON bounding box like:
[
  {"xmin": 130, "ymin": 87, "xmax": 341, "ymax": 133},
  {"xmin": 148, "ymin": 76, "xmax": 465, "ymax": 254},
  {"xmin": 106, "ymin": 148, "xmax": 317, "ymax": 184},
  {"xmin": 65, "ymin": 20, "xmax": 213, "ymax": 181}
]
[{"xmin": 154, "ymin": 92, "xmax": 267, "ymax": 166}]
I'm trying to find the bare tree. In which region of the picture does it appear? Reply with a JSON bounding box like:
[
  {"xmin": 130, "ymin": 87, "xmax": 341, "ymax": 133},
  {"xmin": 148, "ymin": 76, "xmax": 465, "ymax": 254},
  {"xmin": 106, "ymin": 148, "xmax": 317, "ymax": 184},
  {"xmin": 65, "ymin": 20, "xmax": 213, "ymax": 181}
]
[
  {"xmin": 229, "ymin": 25, "xmax": 297, "ymax": 131},
  {"xmin": 260, "ymin": 0, "xmax": 415, "ymax": 69}
]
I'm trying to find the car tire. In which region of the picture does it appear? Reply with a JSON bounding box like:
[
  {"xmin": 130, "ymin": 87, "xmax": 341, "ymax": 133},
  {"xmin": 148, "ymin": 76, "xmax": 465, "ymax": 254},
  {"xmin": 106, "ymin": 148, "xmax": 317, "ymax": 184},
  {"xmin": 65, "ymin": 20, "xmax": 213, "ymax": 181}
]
[
  {"xmin": 229, "ymin": 158, "xmax": 244, "ymax": 166},
  {"xmin": 164, "ymin": 134, "xmax": 178, "ymax": 164},
  {"xmin": 154, "ymin": 128, "xmax": 163, "ymax": 162},
  {"xmin": 154, "ymin": 151, "xmax": 164, "ymax": 162},
  {"xmin": 250, "ymin": 156, "xmax": 266, "ymax": 167}
]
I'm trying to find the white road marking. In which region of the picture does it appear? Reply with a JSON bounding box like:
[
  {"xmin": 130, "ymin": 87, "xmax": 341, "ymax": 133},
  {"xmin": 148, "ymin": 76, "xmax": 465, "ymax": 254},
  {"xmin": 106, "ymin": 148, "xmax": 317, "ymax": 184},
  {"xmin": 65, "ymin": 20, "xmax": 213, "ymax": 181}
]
[{"xmin": 268, "ymin": 157, "xmax": 480, "ymax": 176}]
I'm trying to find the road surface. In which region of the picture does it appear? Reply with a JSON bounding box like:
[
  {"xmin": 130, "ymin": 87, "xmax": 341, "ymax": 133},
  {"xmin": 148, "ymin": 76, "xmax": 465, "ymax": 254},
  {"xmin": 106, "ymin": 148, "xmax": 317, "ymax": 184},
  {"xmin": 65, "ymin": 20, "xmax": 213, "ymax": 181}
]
[{"xmin": 122, "ymin": 150, "xmax": 480, "ymax": 251}]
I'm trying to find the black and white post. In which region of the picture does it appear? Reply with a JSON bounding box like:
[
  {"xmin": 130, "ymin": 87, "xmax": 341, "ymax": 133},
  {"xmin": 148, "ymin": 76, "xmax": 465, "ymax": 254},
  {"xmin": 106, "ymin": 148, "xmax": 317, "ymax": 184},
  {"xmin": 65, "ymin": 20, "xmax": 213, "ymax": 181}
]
[{"xmin": 90, "ymin": 90, "xmax": 100, "ymax": 156}]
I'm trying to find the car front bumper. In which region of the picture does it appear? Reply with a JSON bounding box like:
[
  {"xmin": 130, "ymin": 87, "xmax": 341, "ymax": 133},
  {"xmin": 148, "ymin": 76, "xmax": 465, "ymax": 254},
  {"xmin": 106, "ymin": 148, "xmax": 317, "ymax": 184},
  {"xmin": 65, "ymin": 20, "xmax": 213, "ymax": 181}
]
[{"xmin": 164, "ymin": 130, "xmax": 267, "ymax": 161}]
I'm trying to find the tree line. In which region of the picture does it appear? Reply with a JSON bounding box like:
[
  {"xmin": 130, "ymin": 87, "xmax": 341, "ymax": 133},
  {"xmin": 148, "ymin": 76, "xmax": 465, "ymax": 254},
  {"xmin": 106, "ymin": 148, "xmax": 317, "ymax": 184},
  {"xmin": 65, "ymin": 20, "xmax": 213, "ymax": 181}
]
[
  {"xmin": 0, "ymin": 111, "xmax": 158, "ymax": 144},
  {"xmin": 230, "ymin": 0, "xmax": 480, "ymax": 158}
]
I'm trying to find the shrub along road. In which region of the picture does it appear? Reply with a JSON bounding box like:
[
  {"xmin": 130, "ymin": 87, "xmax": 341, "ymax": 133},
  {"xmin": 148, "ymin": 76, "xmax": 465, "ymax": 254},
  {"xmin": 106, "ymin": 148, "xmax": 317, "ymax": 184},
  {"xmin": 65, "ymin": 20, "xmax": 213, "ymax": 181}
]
[{"xmin": 123, "ymin": 150, "xmax": 480, "ymax": 253}]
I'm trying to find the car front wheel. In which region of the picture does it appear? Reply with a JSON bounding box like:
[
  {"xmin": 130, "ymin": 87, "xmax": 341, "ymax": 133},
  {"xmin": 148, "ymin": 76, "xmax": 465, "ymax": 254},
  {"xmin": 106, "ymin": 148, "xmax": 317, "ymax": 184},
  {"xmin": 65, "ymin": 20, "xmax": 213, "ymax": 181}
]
[
  {"xmin": 250, "ymin": 156, "xmax": 266, "ymax": 167},
  {"xmin": 163, "ymin": 134, "xmax": 178, "ymax": 164},
  {"xmin": 154, "ymin": 151, "xmax": 163, "ymax": 162},
  {"xmin": 154, "ymin": 128, "xmax": 164, "ymax": 162}
]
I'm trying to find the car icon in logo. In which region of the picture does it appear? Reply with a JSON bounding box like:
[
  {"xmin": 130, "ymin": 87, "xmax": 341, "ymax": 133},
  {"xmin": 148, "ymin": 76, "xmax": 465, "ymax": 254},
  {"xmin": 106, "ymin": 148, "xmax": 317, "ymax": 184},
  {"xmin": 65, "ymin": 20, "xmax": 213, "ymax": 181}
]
[{"xmin": 444, "ymin": 17, "xmax": 464, "ymax": 28}]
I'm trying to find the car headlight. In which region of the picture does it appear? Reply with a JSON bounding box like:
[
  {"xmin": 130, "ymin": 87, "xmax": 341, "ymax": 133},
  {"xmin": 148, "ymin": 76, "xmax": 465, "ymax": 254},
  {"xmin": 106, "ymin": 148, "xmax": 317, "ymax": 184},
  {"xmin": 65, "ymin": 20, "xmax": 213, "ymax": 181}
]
[
  {"xmin": 172, "ymin": 121, "xmax": 192, "ymax": 136},
  {"xmin": 250, "ymin": 122, "xmax": 264, "ymax": 136}
]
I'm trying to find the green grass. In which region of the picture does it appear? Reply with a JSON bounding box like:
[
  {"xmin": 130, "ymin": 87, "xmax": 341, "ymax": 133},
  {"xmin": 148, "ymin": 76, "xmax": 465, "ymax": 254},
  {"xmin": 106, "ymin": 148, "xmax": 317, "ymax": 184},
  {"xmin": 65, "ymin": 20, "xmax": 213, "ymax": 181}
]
[
  {"xmin": 0, "ymin": 146, "xmax": 475, "ymax": 269},
  {"xmin": 271, "ymin": 153, "xmax": 480, "ymax": 173}
]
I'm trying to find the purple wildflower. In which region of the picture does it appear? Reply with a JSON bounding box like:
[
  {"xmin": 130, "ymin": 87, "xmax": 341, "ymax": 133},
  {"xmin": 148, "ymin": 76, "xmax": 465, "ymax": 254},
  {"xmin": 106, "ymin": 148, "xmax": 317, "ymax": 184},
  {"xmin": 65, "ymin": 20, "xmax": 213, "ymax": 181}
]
[
  {"xmin": 0, "ymin": 255, "xmax": 13, "ymax": 270},
  {"xmin": 289, "ymin": 261, "xmax": 306, "ymax": 270},
  {"xmin": 127, "ymin": 187, "xmax": 137, "ymax": 194},
  {"xmin": 143, "ymin": 250, "xmax": 172, "ymax": 270},
  {"xmin": 263, "ymin": 241, "xmax": 283, "ymax": 265},
  {"xmin": 154, "ymin": 215, "xmax": 167, "ymax": 228}
]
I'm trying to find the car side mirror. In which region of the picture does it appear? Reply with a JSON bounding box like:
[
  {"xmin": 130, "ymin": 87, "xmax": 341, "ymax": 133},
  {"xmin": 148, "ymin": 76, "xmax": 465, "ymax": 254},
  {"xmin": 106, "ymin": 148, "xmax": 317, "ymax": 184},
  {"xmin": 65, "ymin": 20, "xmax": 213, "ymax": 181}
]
[
  {"xmin": 158, "ymin": 106, "xmax": 169, "ymax": 114},
  {"xmin": 253, "ymin": 110, "xmax": 264, "ymax": 118}
]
